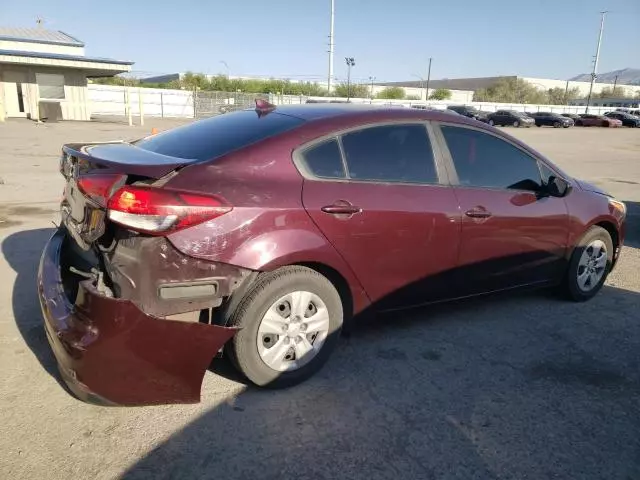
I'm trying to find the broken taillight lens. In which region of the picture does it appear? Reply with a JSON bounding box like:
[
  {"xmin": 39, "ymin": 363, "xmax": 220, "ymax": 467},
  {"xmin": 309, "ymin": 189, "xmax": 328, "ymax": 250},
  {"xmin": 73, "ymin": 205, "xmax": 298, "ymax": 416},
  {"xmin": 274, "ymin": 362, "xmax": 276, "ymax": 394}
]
[
  {"xmin": 107, "ymin": 186, "xmax": 232, "ymax": 235},
  {"xmin": 77, "ymin": 174, "xmax": 126, "ymax": 207}
]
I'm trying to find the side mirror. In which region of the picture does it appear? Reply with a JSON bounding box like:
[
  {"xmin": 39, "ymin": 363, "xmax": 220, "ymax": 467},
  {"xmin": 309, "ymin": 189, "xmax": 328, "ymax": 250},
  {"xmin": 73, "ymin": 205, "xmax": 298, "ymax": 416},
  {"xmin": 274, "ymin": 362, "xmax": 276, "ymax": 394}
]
[{"xmin": 546, "ymin": 176, "xmax": 569, "ymax": 197}]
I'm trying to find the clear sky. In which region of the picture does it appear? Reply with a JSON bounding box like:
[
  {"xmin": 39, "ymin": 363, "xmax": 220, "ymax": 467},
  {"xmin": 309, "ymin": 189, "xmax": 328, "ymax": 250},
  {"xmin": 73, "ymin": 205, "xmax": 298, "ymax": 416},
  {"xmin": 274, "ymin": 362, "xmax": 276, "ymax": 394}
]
[{"xmin": 3, "ymin": 0, "xmax": 639, "ymax": 83}]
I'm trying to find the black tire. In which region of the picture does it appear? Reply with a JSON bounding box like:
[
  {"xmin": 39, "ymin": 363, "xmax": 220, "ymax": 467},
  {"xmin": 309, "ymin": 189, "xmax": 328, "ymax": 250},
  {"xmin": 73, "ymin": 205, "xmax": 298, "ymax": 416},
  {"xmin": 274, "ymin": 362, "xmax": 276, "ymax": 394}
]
[
  {"xmin": 513, "ymin": 120, "xmax": 520, "ymax": 127},
  {"xmin": 226, "ymin": 266, "xmax": 343, "ymax": 388},
  {"xmin": 562, "ymin": 226, "xmax": 613, "ymax": 302},
  {"xmin": 536, "ymin": 124, "xmax": 542, "ymax": 127},
  {"xmin": 553, "ymin": 121, "xmax": 561, "ymax": 128},
  {"xmin": 575, "ymin": 120, "xmax": 583, "ymax": 127},
  {"xmin": 488, "ymin": 119, "xmax": 495, "ymax": 126}
]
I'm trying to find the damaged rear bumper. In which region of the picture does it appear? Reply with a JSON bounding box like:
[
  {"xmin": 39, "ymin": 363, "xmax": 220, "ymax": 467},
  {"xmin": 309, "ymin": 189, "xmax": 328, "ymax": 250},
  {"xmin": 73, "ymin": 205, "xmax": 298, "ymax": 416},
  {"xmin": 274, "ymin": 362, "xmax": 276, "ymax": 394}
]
[{"xmin": 37, "ymin": 229, "xmax": 238, "ymax": 406}]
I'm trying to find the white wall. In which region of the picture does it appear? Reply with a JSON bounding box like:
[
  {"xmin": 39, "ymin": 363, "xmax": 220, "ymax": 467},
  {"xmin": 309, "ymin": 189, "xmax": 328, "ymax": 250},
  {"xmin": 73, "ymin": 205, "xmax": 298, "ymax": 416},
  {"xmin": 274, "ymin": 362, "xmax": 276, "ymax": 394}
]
[
  {"xmin": 0, "ymin": 65, "xmax": 90, "ymax": 120},
  {"xmin": 85, "ymin": 84, "xmax": 617, "ymax": 121},
  {"xmin": 0, "ymin": 40, "xmax": 84, "ymax": 56}
]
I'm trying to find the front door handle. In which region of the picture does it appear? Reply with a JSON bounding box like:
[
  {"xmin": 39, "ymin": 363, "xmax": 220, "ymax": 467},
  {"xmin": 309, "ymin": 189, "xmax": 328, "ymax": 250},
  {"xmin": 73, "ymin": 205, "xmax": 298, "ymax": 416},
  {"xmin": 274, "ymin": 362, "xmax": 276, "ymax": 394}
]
[
  {"xmin": 321, "ymin": 201, "xmax": 362, "ymax": 216},
  {"xmin": 465, "ymin": 206, "xmax": 492, "ymax": 219}
]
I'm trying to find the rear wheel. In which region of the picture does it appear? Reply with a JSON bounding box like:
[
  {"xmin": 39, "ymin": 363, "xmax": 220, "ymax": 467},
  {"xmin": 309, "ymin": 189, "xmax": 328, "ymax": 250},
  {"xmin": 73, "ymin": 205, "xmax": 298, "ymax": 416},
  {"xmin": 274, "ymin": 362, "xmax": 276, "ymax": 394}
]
[
  {"xmin": 226, "ymin": 266, "xmax": 343, "ymax": 388},
  {"xmin": 553, "ymin": 121, "xmax": 561, "ymax": 128},
  {"xmin": 488, "ymin": 119, "xmax": 495, "ymax": 126},
  {"xmin": 513, "ymin": 120, "xmax": 520, "ymax": 127},
  {"xmin": 562, "ymin": 226, "xmax": 613, "ymax": 302}
]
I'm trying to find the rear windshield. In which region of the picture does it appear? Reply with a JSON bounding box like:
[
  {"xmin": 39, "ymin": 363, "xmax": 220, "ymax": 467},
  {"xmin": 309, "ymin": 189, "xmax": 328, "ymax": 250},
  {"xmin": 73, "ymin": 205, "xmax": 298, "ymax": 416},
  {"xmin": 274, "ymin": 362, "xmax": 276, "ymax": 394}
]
[{"xmin": 136, "ymin": 110, "xmax": 305, "ymax": 161}]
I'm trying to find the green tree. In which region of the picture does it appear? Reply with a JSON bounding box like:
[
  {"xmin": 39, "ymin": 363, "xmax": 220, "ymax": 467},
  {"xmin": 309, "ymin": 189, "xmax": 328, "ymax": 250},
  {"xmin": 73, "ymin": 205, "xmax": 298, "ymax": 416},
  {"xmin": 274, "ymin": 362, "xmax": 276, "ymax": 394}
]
[
  {"xmin": 546, "ymin": 86, "xmax": 581, "ymax": 105},
  {"xmin": 596, "ymin": 86, "xmax": 627, "ymax": 98},
  {"xmin": 428, "ymin": 88, "xmax": 452, "ymax": 100},
  {"xmin": 376, "ymin": 87, "xmax": 406, "ymax": 99},
  {"xmin": 471, "ymin": 78, "xmax": 547, "ymax": 104},
  {"xmin": 333, "ymin": 83, "xmax": 370, "ymax": 98},
  {"xmin": 180, "ymin": 72, "xmax": 209, "ymax": 90},
  {"xmin": 405, "ymin": 94, "xmax": 421, "ymax": 100}
]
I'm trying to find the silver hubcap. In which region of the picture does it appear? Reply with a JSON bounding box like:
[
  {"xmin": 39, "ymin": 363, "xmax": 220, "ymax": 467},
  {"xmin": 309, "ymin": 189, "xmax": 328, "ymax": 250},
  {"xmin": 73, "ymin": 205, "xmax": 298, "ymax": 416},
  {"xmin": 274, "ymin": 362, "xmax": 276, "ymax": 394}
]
[
  {"xmin": 577, "ymin": 240, "xmax": 607, "ymax": 292},
  {"xmin": 256, "ymin": 291, "xmax": 330, "ymax": 372}
]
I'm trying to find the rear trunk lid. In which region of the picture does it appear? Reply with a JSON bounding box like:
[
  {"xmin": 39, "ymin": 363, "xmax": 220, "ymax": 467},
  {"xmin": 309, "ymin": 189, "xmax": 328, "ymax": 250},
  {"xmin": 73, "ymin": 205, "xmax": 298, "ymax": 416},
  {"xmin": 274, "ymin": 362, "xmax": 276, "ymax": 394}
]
[{"xmin": 60, "ymin": 142, "xmax": 188, "ymax": 250}]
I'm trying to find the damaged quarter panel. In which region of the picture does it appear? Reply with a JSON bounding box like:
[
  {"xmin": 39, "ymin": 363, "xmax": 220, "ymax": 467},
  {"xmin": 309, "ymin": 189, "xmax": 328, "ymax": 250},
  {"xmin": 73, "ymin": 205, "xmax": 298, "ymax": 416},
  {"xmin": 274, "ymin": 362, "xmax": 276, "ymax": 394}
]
[
  {"xmin": 163, "ymin": 130, "xmax": 371, "ymax": 314},
  {"xmin": 103, "ymin": 235, "xmax": 252, "ymax": 318}
]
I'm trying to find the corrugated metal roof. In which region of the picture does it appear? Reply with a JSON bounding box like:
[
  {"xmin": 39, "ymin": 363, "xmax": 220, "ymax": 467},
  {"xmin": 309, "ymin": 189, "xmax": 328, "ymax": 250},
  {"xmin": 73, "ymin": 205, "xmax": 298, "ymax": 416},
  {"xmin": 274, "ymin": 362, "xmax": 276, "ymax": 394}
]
[
  {"xmin": 0, "ymin": 49, "xmax": 133, "ymax": 66},
  {"xmin": 0, "ymin": 27, "xmax": 84, "ymax": 46}
]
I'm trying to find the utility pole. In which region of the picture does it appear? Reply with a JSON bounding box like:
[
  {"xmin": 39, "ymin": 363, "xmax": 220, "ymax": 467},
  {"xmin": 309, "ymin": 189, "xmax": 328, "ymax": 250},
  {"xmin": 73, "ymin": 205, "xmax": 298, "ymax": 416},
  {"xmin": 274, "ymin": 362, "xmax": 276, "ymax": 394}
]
[
  {"xmin": 564, "ymin": 80, "xmax": 570, "ymax": 104},
  {"xmin": 369, "ymin": 76, "xmax": 376, "ymax": 102},
  {"xmin": 613, "ymin": 74, "xmax": 619, "ymax": 96},
  {"xmin": 345, "ymin": 57, "xmax": 355, "ymax": 101},
  {"xmin": 327, "ymin": 0, "xmax": 335, "ymax": 94},
  {"xmin": 425, "ymin": 57, "xmax": 432, "ymax": 100},
  {"xmin": 585, "ymin": 11, "xmax": 607, "ymax": 113}
]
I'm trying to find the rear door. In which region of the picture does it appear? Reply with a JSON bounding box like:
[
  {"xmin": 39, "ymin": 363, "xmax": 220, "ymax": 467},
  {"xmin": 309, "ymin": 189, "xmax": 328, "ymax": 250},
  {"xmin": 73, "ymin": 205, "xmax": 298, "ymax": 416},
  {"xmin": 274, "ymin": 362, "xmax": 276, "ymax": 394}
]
[
  {"xmin": 434, "ymin": 123, "xmax": 570, "ymax": 295},
  {"xmin": 298, "ymin": 122, "xmax": 461, "ymax": 308}
]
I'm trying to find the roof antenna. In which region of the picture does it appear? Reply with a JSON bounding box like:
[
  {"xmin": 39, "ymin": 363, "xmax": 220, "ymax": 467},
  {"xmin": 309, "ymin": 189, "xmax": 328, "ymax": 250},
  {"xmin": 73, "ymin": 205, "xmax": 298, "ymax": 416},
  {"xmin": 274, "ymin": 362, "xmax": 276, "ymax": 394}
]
[{"xmin": 255, "ymin": 98, "xmax": 276, "ymax": 117}]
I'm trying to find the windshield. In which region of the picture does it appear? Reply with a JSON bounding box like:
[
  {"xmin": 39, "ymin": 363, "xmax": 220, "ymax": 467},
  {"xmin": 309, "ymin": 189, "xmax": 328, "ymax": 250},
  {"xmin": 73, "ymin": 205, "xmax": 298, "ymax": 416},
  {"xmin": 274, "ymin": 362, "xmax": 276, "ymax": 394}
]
[{"xmin": 136, "ymin": 110, "xmax": 305, "ymax": 161}]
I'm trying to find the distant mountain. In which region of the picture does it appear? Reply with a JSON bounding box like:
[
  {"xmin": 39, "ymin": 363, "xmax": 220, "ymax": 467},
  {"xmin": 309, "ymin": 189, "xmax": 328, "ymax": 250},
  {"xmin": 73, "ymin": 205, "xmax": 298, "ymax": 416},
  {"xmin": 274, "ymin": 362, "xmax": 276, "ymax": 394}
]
[{"xmin": 569, "ymin": 68, "xmax": 640, "ymax": 85}]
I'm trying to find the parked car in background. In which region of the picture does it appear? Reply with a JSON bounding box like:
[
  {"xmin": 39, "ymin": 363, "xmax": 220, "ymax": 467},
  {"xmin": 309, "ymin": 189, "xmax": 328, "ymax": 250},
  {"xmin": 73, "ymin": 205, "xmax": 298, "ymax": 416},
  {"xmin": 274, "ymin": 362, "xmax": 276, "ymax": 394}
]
[
  {"xmin": 604, "ymin": 111, "xmax": 640, "ymax": 128},
  {"xmin": 528, "ymin": 112, "xmax": 574, "ymax": 128},
  {"xmin": 487, "ymin": 110, "xmax": 535, "ymax": 127},
  {"xmin": 561, "ymin": 113, "xmax": 582, "ymax": 121},
  {"xmin": 39, "ymin": 103, "xmax": 627, "ymax": 405},
  {"xmin": 447, "ymin": 105, "xmax": 489, "ymax": 122},
  {"xmin": 575, "ymin": 114, "xmax": 623, "ymax": 127}
]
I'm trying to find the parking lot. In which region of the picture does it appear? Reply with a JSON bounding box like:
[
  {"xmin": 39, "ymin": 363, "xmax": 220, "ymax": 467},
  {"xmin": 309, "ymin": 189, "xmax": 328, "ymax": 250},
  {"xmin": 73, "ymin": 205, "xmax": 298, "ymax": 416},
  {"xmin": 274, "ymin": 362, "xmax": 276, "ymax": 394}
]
[{"xmin": 1, "ymin": 119, "xmax": 639, "ymax": 480}]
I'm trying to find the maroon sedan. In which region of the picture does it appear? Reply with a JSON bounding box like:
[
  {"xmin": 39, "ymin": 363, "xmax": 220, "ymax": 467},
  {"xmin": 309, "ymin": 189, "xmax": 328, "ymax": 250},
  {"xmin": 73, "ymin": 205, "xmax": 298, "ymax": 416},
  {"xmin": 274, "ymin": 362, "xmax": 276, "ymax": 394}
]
[
  {"xmin": 39, "ymin": 102, "xmax": 627, "ymax": 405},
  {"xmin": 575, "ymin": 114, "xmax": 623, "ymax": 127}
]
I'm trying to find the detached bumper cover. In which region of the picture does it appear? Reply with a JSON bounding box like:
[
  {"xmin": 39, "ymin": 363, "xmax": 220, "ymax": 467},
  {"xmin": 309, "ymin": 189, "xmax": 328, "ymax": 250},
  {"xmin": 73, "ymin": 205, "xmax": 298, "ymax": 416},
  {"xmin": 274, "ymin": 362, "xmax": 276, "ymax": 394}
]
[{"xmin": 38, "ymin": 229, "xmax": 238, "ymax": 406}]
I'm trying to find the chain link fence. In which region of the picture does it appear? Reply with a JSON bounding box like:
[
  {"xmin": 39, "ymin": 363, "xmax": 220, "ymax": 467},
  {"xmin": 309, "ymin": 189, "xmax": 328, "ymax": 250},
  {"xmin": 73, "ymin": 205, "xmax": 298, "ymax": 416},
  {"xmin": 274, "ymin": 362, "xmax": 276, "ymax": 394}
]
[{"xmin": 194, "ymin": 91, "xmax": 270, "ymax": 119}]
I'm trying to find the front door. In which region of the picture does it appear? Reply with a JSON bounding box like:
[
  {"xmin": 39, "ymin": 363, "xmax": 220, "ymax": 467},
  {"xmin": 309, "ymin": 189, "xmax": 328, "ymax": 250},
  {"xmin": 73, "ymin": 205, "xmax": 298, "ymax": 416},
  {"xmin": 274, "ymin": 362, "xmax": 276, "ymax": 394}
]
[
  {"xmin": 436, "ymin": 123, "xmax": 570, "ymax": 295},
  {"xmin": 298, "ymin": 123, "xmax": 461, "ymax": 308},
  {"xmin": 2, "ymin": 71, "xmax": 28, "ymax": 118}
]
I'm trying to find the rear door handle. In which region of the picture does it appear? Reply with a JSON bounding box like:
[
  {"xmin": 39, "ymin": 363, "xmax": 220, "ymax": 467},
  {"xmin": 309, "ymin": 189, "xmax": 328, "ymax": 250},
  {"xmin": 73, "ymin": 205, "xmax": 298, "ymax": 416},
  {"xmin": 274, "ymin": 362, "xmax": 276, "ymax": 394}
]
[
  {"xmin": 465, "ymin": 207, "xmax": 492, "ymax": 219},
  {"xmin": 321, "ymin": 201, "xmax": 362, "ymax": 216}
]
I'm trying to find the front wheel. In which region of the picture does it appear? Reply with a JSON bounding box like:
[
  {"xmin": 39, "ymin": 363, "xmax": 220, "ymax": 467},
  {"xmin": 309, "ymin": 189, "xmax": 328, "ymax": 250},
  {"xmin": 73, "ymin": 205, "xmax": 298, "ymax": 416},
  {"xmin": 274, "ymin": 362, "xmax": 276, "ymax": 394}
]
[
  {"xmin": 513, "ymin": 120, "xmax": 520, "ymax": 127},
  {"xmin": 488, "ymin": 119, "xmax": 495, "ymax": 126},
  {"xmin": 226, "ymin": 266, "xmax": 343, "ymax": 388},
  {"xmin": 553, "ymin": 121, "xmax": 561, "ymax": 128},
  {"xmin": 562, "ymin": 226, "xmax": 613, "ymax": 302}
]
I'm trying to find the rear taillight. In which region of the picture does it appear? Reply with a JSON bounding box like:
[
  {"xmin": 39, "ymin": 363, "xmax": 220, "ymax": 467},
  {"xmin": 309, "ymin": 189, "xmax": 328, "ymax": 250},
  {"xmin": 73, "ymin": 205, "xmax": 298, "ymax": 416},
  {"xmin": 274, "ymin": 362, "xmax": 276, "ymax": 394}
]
[
  {"xmin": 77, "ymin": 174, "xmax": 126, "ymax": 207},
  {"xmin": 107, "ymin": 186, "xmax": 231, "ymax": 235}
]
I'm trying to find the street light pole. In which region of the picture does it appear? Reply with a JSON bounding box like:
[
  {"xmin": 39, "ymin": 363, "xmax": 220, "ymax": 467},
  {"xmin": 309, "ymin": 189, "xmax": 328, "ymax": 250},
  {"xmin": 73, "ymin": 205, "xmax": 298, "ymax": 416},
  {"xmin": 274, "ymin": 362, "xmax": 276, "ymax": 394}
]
[
  {"xmin": 327, "ymin": 0, "xmax": 335, "ymax": 93},
  {"xmin": 369, "ymin": 76, "xmax": 376, "ymax": 101},
  {"xmin": 585, "ymin": 11, "xmax": 607, "ymax": 114},
  {"xmin": 345, "ymin": 57, "xmax": 355, "ymax": 101},
  {"xmin": 425, "ymin": 57, "xmax": 432, "ymax": 100}
]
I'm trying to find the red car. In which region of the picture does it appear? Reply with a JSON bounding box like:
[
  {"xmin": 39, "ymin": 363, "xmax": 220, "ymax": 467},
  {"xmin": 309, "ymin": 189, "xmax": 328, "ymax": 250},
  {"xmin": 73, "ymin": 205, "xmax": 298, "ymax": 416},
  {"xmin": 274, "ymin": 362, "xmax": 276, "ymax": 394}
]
[
  {"xmin": 575, "ymin": 114, "xmax": 623, "ymax": 127},
  {"xmin": 39, "ymin": 102, "xmax": 627, "ymax": 405}
]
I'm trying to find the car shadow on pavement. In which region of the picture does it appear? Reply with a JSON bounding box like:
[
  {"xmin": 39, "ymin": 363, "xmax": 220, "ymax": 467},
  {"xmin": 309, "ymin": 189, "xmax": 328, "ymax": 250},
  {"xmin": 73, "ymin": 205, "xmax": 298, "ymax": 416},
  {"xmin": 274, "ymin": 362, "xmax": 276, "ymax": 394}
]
[
  {"xmin": 2, "ymin": 228, "xmax": 61, "ymax": 384},
  {"xmin": 122, "ymin": 283, "xmax": 640, "ymax": 480}
]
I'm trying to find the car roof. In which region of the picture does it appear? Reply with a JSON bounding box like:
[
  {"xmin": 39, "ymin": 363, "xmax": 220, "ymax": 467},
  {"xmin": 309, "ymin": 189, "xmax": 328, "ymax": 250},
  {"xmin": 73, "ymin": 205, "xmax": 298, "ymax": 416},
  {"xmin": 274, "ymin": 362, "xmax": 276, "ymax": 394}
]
[{"xmin": 269, "ymin": 103, "xmax": 478, "ymax": 124}]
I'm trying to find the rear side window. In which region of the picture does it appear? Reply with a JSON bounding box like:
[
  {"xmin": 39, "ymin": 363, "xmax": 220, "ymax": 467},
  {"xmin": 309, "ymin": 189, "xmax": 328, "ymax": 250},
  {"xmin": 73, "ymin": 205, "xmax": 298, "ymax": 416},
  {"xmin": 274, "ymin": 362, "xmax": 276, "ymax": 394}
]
[
  {"xmin": 340, "ymin": 124, "xmax": 438, "ymax": 184},
  {"xmin": 301, "ymin": 139, "xmax": 345, "ymax": 179},
  {"xmin": 136, "ymin": 110, "xmax": 304, "ymax": 161},
  {"xmin": 441, "ymin": 126, "xmax": 542, "ymax": 191}
]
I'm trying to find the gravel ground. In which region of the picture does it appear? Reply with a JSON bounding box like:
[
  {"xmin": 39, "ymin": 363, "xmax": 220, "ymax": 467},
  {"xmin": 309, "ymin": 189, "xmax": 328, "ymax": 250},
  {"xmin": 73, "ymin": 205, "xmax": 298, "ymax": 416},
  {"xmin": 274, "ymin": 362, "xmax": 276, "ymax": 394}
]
[{"xmin": 0, "ymin": 118, "xmax": 639, "ymax": 480}]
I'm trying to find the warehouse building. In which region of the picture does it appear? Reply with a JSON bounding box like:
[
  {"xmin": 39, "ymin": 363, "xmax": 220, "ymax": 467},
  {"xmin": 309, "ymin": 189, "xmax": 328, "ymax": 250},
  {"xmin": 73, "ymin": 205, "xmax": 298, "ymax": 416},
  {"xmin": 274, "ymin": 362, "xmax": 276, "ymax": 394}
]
[
  {"xmin": 0, "ymin": 26, "xmax": 133, "ymax": 121},
  {"xmin": 378, "ymin": 75, "xmax": 640, "ymax": 99}
]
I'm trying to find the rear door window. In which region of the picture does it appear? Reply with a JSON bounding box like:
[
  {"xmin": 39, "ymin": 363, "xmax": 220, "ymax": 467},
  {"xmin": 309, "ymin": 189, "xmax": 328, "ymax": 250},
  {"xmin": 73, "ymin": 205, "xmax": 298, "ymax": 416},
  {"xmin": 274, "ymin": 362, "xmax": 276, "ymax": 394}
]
[
  {"xmin": 441, "ymin": 125, "xmax": 542, "ymax": 191},
  {"xmin": 300, "ymin": 139, "xmax": 346, "ymax": 179},
  {"xmin": 340, "ymin": 124, "xmax": 438, "ymax": 184},
  {"xmin": 136, "ymin": 110, "xmax": 305, "ymax": 161}
]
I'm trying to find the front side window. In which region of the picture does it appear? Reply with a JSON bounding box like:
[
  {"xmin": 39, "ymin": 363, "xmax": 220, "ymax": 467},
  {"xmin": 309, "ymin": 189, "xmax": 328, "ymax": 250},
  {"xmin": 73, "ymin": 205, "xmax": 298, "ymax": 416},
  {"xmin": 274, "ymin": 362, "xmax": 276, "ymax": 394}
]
[
  {"xmin": 36, "ymin": 73, "xmax": 65, "ymax": 100},
  {"xmin": 340, "ymin": 124, "xmax": 438, "ymax": 184},
  {"xmin": 441, "ymin": 125, "xmax": 542, "ymax": 191},
  {"xmin": 300, "ymin": 139, "xmax": 345, "ymax": 179}
]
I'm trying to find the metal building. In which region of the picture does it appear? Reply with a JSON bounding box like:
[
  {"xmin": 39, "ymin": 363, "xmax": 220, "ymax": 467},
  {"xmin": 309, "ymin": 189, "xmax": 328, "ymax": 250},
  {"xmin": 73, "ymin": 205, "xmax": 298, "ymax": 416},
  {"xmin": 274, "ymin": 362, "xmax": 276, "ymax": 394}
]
[{"xmin": 0, "ymin": 27, "xmax": 133, "ymax": 121}]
